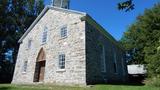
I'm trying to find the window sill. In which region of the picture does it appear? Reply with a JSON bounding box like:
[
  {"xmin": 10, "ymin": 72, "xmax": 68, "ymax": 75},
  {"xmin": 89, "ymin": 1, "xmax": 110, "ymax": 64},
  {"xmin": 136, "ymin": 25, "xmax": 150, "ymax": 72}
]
[
  {"xmin": 59, "ymin": 36, "xmax": 68, "ymax": 40},
  {"xmin": 26, "ymin": 48, "xmax": 31, "ymax": 50},
  {"xmin": 41, "ymin": 42, "xmax": 47, "ymax": 46},
  {"xmin": 56, "ymin": 69, "xmax": 66, "ymax": 72},
  {"xmin": 22, "ymin": 72, "xmax": 27, "ymax": 74},
  {"xmin": 101, "ymin": 71, "xmax": 106, "ymax": 73}
]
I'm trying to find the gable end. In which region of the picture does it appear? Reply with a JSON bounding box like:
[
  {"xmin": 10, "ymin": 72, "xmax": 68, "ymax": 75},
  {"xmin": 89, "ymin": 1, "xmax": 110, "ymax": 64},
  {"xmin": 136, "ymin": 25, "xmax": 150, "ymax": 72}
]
[{"xmin": 18, "ymin": 6, "xmax": 86, "ymax": 43}]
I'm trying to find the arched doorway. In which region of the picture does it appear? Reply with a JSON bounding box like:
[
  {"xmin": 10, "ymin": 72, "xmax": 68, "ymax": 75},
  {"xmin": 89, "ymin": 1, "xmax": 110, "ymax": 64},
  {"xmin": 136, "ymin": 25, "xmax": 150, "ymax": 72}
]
[{"xmin": 33, "ymin": 48, "xmax": 46, "ymax": 82}]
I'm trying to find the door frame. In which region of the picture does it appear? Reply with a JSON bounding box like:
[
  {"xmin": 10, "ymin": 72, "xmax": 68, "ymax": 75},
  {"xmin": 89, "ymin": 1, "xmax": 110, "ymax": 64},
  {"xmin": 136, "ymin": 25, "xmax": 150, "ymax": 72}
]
[{"xmin": 33, "ymin": 48, "xmax": 46, "ymax": 82}]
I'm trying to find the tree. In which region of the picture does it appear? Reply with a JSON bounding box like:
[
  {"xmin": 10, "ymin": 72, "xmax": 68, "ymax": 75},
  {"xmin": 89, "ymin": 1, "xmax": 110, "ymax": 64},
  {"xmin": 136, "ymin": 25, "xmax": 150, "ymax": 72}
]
[
  {"xmin": 0, "ymin": 0, "xmax": 44, "ymax": 83},
  {"xmin": 120, "ymin": 3, "xmax": 160, "ymax": 84},
  {"xmin": 118, "ymin": 0, "xmax": 135, "ymax": 12}
]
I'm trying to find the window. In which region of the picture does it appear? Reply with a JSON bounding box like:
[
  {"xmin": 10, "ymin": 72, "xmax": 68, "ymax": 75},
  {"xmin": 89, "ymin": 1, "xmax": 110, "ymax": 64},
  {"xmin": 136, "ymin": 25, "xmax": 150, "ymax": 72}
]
[
  {"xmin": 113, "ymin": 51, "xmax": 117, "ymax": 73},
  {"xmin": 100, "ymin": 44, "xmax": 106, "ymax": 72},
  {"xmin": 121, "ymin": 57, "xmax": 125, "ymax": 76},
  {"xmin": 27, "ymin": 40, "xmax": 32, "ymax": 49},
  {"xmin": 60, "ymin": 26, "xmax": 67, "ymax": 38},
  {"xmin": 23, "ymin": 61, "xmax": 28, "ymax": 73},
  {"xmin": 60, "ymin": 0, "xmax": 63, "ymax": 7},
  {"xmin": 42, "ymin": 27, "xmax": 48, "ymax": 44},
  {"xmin": 58, "ymin": 54, "xmax": 65, "ymax": 69}
]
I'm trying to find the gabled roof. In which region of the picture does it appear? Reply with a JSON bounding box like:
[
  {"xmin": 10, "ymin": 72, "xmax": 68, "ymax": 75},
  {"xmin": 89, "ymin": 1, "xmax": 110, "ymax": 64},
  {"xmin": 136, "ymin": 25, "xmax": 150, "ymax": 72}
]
[
  {"xmin": 18, "ymin": 5, "xmax": 86, "ymax": 43},
  {"xmin": 18, "ymin": 5, "xmax": 124, "ymax": 50}
]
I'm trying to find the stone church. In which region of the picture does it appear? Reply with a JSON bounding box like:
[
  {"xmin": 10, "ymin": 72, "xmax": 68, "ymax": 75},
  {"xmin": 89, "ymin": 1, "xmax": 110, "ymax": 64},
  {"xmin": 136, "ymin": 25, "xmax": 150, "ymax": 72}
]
[{"xmin": 12, "ymin": 0, "xmax": 128, "ymax": 85}]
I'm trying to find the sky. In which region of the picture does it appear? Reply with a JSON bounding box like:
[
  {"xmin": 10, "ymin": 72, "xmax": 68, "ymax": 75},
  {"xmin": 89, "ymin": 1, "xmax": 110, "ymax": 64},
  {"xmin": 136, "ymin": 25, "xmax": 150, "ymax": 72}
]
[{"xmin": 44, "ymin": 0, "xmax": 160, "ymax": 40}]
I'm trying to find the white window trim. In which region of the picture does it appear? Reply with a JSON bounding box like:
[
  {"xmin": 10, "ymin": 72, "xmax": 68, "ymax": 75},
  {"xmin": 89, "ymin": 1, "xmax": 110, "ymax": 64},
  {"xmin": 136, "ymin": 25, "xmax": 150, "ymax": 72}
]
[
  {"xmin": 60, "ymin": 25, "xmax": 68, "ymax": 39},
  {"xmin": 41, "ymin": 27, "xmax": 48, "ymax": 45},
  {"xmin": 56, "ymin": 69, "xmax": 66, "ymax": 72},
  {"xmin": 57, "ymin": 53, "xmax": 66, "ymax": 70},
  {"xmin": 22, "ymin": 61, "xmax": 28, "ymax": 73},
  {"xmin": 27, "ymin": 39, "xmax": 32, "ymax": 49},
  {"xmin": 60, "ymin": 0, "xmax": 63, "ymax": 7},
  {"xmin": 100, "ymin": 44, "xmax": 106, "ymax": 73}
]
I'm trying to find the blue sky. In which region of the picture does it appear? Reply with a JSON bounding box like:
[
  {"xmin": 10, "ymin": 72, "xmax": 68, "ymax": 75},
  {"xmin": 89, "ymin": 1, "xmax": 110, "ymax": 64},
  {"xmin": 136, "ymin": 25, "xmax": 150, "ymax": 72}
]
[{"xmin": 44, "ymin": 0, "xmax": 160, "ymax": 40}]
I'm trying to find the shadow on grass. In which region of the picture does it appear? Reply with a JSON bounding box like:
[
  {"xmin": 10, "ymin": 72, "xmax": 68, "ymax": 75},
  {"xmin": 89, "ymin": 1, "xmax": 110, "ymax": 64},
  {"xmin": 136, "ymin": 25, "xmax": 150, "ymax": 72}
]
[
  {"xmin": 103, "ymin": 74, "xmax": 146, "ymax": 86},
  {"xmin": 90, "ymin": 79, "xmax": 145, "ymax": 87},
  {"xmin": 93, "ymin": 82, "xmax": 145, "ymax": 87},
  {"xmin": 108, "ymin": 82, "xmax": 145, "ymax": 86},
  {"xmin": 0, "ymin": 87, "xmax": 11, "ymax": 90}
]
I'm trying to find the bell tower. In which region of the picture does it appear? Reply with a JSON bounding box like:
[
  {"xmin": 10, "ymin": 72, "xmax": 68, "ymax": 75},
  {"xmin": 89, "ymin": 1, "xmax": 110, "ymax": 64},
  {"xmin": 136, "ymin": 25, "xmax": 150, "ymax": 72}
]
[{"xmin": 51, "ymin": 0, "xmax": 70, "ymax": 9}]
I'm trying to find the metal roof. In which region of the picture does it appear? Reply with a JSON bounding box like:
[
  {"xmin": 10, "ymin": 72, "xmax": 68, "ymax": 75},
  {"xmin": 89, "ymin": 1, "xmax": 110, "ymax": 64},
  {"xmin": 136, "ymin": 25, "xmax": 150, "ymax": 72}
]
[{"xmin": 128, "ymin": 64, "xmax": 147, "ymax": 74}]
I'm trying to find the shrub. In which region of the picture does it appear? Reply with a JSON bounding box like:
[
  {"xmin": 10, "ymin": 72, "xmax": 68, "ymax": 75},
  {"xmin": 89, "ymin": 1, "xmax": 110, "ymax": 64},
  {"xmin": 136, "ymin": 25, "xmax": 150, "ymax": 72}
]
[{"xmin": 145, "ymin": 76, "xmax": 160, "ymax": 87}]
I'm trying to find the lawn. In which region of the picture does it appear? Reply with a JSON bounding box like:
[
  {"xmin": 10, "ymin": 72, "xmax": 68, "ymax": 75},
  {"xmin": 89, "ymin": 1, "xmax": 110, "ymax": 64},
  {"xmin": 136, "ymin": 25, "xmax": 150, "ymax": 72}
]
[{"xmin": 0, "ymin": 84, "xmax": 160, "ymax": 90}]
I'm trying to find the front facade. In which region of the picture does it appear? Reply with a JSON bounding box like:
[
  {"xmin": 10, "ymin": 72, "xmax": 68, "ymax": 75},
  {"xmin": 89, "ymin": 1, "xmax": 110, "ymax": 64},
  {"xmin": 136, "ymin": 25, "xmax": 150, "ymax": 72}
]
[{"xmin": 12, "ymin": 5, "xmax": 128, "ymax": 85}]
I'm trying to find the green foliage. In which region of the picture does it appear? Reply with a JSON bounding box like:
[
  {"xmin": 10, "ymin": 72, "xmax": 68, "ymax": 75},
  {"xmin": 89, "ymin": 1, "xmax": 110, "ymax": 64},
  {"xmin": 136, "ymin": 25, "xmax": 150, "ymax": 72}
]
[
  {"xmin": 0, "ymin": 60, "xmax": 14, "ymax": 83},
  {"xmin": 118, "ymin": 0, "xmax": 135, "ymax": 12},
  {"xmin": 145, "ymin": 76, "xmax": 160, "ymax": 87},
  {"xmin": 0, "ymin": 84, "xmax": 160, "ymax": 90},
  {"xmin": 120, "ymin": 3, "xmax": 160, "ymax": 85},
  {"xmin": 0, "ymin": 0, "xmax": 44, "ymax": 83}
]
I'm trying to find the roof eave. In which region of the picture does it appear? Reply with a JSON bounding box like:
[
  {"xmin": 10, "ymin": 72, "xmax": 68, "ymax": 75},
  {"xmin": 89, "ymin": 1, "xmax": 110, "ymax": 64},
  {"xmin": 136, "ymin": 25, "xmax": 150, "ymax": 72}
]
[
  {"xmin": 84, "ymin": 15, "xmax": 125, "ymax": 51},
  {"xmin": 18, "ymin": 6, "xmax": 50, "ymax": 43},
  {"xmin": 49, "ymin": 6, "xmax": 87, "ymax": 15}
]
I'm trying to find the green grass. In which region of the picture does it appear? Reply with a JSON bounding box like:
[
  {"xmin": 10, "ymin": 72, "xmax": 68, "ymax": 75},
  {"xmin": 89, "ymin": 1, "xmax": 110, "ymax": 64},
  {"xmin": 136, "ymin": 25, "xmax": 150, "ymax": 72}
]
[{"xmin": 0, "ymin": 84, "xmax": 160, "ymax": 90}]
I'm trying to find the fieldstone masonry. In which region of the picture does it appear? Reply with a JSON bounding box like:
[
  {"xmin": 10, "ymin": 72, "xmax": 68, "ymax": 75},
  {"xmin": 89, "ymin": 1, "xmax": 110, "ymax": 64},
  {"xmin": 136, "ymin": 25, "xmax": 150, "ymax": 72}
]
[
  {"xmin": 12, "ymin": 6, "xmax": 128, "ymax": 86},
  {"xmin": 85, "ymin": 21, "xmax": 128, "ymax": 84}
]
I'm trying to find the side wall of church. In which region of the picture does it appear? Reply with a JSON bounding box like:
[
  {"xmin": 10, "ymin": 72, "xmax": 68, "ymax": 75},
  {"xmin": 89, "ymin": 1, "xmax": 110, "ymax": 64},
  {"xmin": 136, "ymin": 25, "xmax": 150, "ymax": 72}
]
[
  {"xmin": 85, "ymin": 21, "xmax": 128, "ymax": 84},
  {"xmin": 12, "ymin": 9, "xmax": 87, "ymax": 85}
]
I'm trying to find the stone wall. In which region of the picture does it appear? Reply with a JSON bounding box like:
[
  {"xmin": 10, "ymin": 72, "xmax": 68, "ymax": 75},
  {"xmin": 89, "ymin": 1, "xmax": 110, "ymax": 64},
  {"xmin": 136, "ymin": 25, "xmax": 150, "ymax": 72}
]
[
  {"xmin": 85, "ymin": 21, "xmax": 128, "ymax": 84},
  {"xmin": 12, "ymin": 8, "xmax": 87, "ymax": 86},
  {"xmin": 12, "ymin": 7, "xmax": 128, "ymax": 86}
]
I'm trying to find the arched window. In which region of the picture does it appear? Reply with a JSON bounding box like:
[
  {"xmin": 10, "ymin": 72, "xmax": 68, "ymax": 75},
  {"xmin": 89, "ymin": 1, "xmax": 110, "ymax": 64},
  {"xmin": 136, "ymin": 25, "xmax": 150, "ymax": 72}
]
[
  {"xmin": 113, "ymin": 49, "xmax": 118, "ymax": 73},
  {"xmin": 99, "ymin": 43, "xmax": 106, "ymax": 72},
  {"xmin": 42, "ymin": 27, "xmax": 48, "ymax": 44}
]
